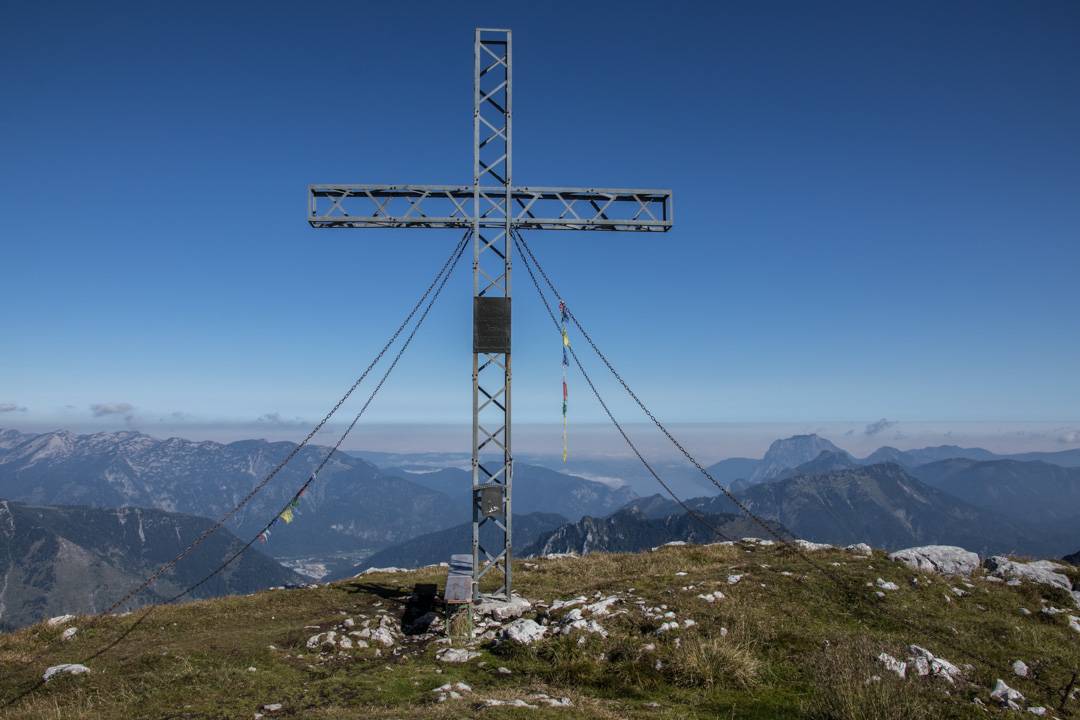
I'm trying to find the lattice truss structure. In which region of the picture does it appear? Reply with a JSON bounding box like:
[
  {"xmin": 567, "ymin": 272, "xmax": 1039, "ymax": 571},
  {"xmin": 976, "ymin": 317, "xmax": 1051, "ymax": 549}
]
[{"xmin": 309, "ymin": 28, "xmax": 672, "ymax": 600}]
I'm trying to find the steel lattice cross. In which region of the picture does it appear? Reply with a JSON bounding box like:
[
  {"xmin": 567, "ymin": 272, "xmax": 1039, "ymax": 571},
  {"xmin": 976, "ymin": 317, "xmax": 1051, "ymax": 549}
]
[{"xmin": 309, "ymin": 28, "xmax": 673, "ymax": 601}]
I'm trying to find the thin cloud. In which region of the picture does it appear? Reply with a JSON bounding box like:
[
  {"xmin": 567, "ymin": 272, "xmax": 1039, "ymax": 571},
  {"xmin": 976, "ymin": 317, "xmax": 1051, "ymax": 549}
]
[
  {"xmin": 1058, "ymin": 429, "xmax": 1080, "ymax": 445},
  {"xmin": 163, "ymin": 411, "xmax": 192, "ymax": 422},
  {"xmin": 90, "ymin": 402, "xmax": 135, "ymax": 418},
  {"xmin": 0, "ymin": 403, "xmax": 27, "ymax": 413},
  {"xmin": 256, "ymin": 412, "xmax": 307, "ymax": 426},
  {"xmin": 864, "ymin": 418, "xmax": 898, "ymax": 436}
]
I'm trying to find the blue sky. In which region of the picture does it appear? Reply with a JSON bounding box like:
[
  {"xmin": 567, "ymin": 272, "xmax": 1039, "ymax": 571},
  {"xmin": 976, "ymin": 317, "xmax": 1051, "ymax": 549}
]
[{"xmin": 2, "ymin": 1, "xmax": 1078, "ymax": 455}]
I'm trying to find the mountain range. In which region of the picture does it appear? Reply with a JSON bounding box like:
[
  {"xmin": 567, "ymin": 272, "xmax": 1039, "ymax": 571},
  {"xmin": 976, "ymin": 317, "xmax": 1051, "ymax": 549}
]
[
  {"xmin": 3, "ymin": 426, "xmax": 1078, "ymax": 627},
  {"xmin": 515, "ymin": 459, "xmax": 1074, "ymax": 559},
  {"xmin": 704, "ymin": 433, "xmax": 1080, "ymax": 491},
  {"xmin": 521, "ymin": 506, "xmax": 782, "ymax": 557},
  {"xmin": 0, "ymin": 499, "xmax": 299, "ymax": 631},
  {"xmin": 0, "ymin": 429, "xmax": 632, "ymax": 563}
]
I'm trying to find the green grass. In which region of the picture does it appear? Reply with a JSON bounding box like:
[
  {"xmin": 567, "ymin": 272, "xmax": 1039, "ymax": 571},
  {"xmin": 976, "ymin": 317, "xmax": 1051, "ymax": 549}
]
[{"xmin": 1, "ymin": 543, "xmax": 1077, "ymax": 719}]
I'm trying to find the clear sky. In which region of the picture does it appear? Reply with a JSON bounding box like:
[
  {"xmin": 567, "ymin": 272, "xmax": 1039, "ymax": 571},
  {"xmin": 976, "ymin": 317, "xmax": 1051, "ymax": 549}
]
[{"xmin": 2, "ymin": 1, "xmax": 1078, "ymax": 457}]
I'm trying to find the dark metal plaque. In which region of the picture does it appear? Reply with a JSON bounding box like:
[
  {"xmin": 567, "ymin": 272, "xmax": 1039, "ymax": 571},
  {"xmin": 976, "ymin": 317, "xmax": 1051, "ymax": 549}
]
[
  {"xmin": 476, "ymin": 485, "xmax": 504, "ymax": 518},
  {"xmin": 473, "ymin": 297, "xmax": 511, "ymax": 354}
]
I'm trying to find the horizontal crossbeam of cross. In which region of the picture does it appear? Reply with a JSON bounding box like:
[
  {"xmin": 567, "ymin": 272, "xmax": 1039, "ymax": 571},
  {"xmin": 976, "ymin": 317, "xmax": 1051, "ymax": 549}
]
[{"xmin": 308, "ymin": 184, "xmax": 672, "ymax": 232}]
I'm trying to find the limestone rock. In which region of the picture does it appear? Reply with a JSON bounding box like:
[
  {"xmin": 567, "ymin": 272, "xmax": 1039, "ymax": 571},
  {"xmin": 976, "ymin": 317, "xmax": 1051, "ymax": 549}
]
[
  {"xmin": 983, "ymin": 556, "xmax": 1074, "ymax": 594},
  {"xmin": 888, "ymin": 546, "xmax": 980, "ymax": 576},
  {"xmin": 42, "ymin": 663, "xmax": 90, "ymax": 682},
  {"xmin": 877, "ymin": 652, "xmax": 907, "ymax": 679},
  {"xmin": 437, "ymin": 647, "xmax": 480, "ymax": 663},
  {"xmin": 990, "ymin": 678, "xmax": 1024, "ymax": 710},
  {"xmin": 504, "ymin": 618, "xmax": 546, "ymax": 645},
  {"xmin": 475, "ymin": 594, "xmax": 532, "ymax": 621},
  {"xmin": 907, "ymin": 645, "xmax": 961, "ymax": 684}
]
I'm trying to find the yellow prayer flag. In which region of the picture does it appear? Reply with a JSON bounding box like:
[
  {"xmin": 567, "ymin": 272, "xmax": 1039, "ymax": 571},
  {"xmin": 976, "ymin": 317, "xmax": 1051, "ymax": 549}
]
[{"xmin": 280, "ymin": 507, "xmax": 294, "ymax": 524}]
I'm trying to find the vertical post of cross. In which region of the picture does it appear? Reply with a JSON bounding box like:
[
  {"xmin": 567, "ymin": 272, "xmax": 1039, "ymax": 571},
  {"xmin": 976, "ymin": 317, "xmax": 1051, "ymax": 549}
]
[{"xmin": 471, "ymin": 28, "xmax": 513, "ymax": 600}]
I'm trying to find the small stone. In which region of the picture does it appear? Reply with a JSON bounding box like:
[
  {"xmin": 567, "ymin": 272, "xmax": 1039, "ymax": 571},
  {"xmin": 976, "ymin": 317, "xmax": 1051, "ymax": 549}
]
[
  {"xmin": 46, "ymin": 614, "xmax": 76, "ymax": 627},
  {"xmin": 262, "ymin": 703, "xmax": 283, "ymax": 713},
  {"xmin": 436, "ymin": 647, "xmax": 480, "ymax": 663},
  {"xmin": 1012, "ymin": 660, "xmax": 1029, "ymax": 678},
  {"xmin": 247, "ymin": 666, "xmax": 257, "ymax": 673},
  {"xmin": 496, "ymin": 666, "xmax": 512, "ymax": 675},
  {"xmin": 42, "ymin": 664, "xmax": 90, "ymax": 682},
  {"xmin": 990, "ymin": 679, "xmax": 1024, "ymax": 709},
  {"xmin": 60, "ymin": 627, "xmax": 77, "ymax": 641},
  {"xmin": 877, "ymin": 652, "xmax": 907, "ymax": 679},
  {"xmin": 875, "ymin": 578, "xmax": 899, "ymax": 591}
]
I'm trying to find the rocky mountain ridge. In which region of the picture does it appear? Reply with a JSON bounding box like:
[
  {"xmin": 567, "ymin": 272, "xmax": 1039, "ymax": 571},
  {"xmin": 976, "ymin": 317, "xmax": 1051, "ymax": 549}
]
[
  {"xmin": 0, "ymin": 499, "xmax": 300, "ymax": 631},
  {"xmin": 0, "ymin": 429, "xmax": 633, "ymax": 562}
]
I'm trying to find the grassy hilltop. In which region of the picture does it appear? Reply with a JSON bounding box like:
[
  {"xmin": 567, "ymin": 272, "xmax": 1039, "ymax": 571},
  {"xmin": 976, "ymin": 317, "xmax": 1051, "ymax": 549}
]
[{"xmin": 1, "ymin": 542, "xmax": 1078, "ymax": 719}]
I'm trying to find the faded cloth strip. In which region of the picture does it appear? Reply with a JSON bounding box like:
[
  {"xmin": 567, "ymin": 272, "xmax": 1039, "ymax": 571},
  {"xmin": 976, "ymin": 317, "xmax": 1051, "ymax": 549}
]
[{"xmin": 560, "ymin": 300, "xmax": 570, "ymax": 461}]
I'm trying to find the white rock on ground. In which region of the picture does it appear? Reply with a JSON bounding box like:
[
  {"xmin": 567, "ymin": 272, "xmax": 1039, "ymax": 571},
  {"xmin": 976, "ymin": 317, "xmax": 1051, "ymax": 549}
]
[
  {"xmin": 437, "ymin": 647, "xmax": 480, "ymax": 663},
  {"xmin": 1027, "ymin": 707, "xmax": 1047, "ymax": 716},
  {"xmin": 529, "ymin": 693, "xmax": 573, "ymax": 707},
  {"xmin": 504, "ymin": 619, "xmax": 546, "ymax": 645},
  {"xmin": 549, "ymin": 596, "xmax": 586, "ymax": 611},
  {"xmin": 432, "ymin": 682, "xmax": 472, "ymax": 702},
  {"xmin": 845, "ymin": 543, "xmax": 873, "ymax": 557},
  {"xmin": 877, "ymin": 652, "xmax": 907, "ymax": 679},
  {"xmin": 876, "ymin": 578, "xmax": 900, "ymax": 591},
  {"xmin": 475, "ymin": 594, "xmax": 532, "ymax": 620},
  {"xmin": 793, "ymin": 539, "xmax": 833, "ymax": 551},
  {"xmin": 42, "ymin": 664, "xmax": 90, "ymax": 682},
  {"xmin": 46, "ymin": 614, "xmax": 76, "ymax": 627},
  {"xmin": 696, "ymin": 591, "xmax": 725, "ymax": 603},
  {"xmin": 907, "ymin": 645, "xmax": 962, "ymax": 684},
  {"xmin": 1012, "ymin": 660, "xmax": 1029, "ymax": 678},
  {"xmin": 1069, "ymin": 615, "xmax": 1080, "ymax": 634},
  {"xmin": 990, "ymin": 678, "xmax": 1025, "ymax": 709},
  {"xmin": 357, "ymin": 566, "xmax": 410, "ymax": 575},
  {"xmin": 727, "ymin": 574, "xmax": 744, "ymax": 585},
  {"xmin": 561, "ymin": 618, "xmax": 608, "ymax": 637},
  {"xmin": 888, "ymin": 546, "xmax": 980, "ymax": 576},
  {"xmin": 584, "ymin": 596, "xmax": 619, "ymax": 616},
  {"xmin": 482, "ymin": 699, "xmax": 538, "ymax": 708},
  {"xmin": 369, "ymin": 627, "xmax": 395, "ymax": 647},
  {"xmin": 651, "ymin": 541, "xmax": 688, "ymax": 551},
  {"xmin": 983, "ymin": 556, "xmax": 1074, "ymax": 594},
  {"xmin": 60, "ymin": 627, "xmax": 77, "ymax": 641}
]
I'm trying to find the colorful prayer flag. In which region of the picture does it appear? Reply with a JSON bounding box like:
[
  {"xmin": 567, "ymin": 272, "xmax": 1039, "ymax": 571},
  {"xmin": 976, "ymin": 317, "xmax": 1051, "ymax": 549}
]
[{"xmin": 280, "ymin": 507, "xmax": 294, "ymax": 524}]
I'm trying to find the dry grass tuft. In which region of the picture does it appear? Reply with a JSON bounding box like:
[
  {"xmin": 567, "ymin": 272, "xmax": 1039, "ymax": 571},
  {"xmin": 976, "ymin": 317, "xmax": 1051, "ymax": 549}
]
[{"xmin": 666, "ymin": 630, "xmax": 762, "ymax": 689}]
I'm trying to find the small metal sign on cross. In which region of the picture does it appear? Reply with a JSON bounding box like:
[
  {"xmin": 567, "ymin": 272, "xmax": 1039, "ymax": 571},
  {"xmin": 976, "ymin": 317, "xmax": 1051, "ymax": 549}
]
[{"xmin": 308, "ymin": 28, "xmax": 672, "ymax": 601}]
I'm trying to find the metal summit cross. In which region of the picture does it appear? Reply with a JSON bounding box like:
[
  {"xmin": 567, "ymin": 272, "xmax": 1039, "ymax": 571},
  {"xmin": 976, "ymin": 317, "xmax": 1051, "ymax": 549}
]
[{"xmin": 308, "ymin": 28, "xmax": 672, "ymax": 600}]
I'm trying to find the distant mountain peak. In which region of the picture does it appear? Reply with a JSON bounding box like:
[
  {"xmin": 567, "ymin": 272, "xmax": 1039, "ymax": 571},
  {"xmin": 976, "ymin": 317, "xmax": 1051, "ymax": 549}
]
[{"xmin": 749, "ymin": 434, "xmax": 846, "ymax": 483}]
